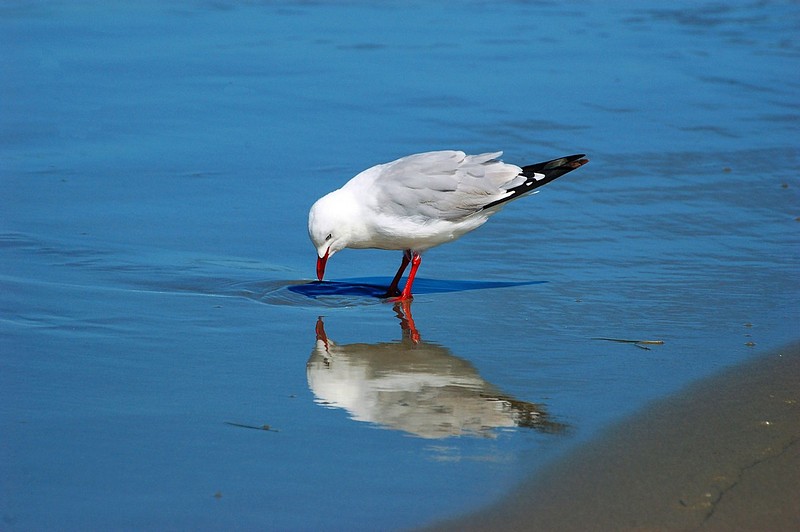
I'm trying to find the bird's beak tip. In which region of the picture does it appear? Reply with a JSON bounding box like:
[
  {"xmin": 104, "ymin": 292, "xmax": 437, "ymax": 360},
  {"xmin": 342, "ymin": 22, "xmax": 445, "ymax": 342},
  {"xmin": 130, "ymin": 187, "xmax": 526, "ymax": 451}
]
[{"xmin": 316, "ymin": 248, "xmax": 329, "ymax": 281}]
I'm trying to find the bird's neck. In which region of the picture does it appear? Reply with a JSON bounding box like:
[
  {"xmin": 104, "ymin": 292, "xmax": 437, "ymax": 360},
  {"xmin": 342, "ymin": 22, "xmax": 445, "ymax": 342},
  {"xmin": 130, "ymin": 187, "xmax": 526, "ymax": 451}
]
[{"xmin": 331, "ymin": 189, "xmax": 372, "ymax": 248}]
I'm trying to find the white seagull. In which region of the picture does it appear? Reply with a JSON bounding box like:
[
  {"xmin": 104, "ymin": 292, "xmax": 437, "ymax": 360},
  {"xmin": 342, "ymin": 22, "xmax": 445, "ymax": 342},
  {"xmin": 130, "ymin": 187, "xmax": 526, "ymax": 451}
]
[{"xmin": 308, "ymin": 150, "xmax": 588, "ymax": 300}]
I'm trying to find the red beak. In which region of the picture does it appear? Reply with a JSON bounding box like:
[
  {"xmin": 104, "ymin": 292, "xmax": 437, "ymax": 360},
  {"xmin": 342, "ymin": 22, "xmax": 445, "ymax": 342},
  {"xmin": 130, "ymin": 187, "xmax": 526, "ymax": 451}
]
[{"xmin": 316, "ymin": 248, "xmax": 329, "ymax": 281}]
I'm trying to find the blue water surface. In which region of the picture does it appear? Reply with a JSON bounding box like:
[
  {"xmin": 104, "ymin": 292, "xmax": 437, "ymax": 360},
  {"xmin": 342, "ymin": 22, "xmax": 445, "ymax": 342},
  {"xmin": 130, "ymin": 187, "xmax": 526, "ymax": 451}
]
[{"xmin": 2, "ymin": 1, "xmax": 798, "ymax": 530}]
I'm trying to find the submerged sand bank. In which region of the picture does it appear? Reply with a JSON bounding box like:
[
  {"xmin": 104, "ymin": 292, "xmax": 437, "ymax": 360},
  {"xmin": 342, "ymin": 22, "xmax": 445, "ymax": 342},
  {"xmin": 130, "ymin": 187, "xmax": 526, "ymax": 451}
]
[{"xmin": 430, "ymin": 342, "xmax": 800, "ymax": 531}]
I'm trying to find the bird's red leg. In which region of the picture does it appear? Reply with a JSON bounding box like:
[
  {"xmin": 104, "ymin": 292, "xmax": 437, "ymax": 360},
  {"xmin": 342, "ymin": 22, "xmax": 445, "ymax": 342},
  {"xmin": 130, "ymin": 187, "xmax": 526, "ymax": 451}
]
[
  {"xmin": 384, "ymin": 250, "xmax": 412, "ymax": 298},
  {"xmin": 396, "ymin": 252, "xmax": 421, "ymax": 301}
]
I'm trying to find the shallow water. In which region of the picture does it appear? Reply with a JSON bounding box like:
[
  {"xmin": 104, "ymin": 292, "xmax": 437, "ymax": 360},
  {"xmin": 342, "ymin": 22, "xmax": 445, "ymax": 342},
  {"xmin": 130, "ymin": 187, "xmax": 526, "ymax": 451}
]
[{"xmin": 2, "ymin": 1, "xmax": 798, "ymax": 530}]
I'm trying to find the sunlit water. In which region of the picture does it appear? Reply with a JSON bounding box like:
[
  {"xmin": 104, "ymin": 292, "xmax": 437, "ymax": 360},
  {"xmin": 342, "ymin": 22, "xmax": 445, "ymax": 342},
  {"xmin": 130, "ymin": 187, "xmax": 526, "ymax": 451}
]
[{"xmin": 2, "ymin": 1, "xmax": 798, "ymax": 530}]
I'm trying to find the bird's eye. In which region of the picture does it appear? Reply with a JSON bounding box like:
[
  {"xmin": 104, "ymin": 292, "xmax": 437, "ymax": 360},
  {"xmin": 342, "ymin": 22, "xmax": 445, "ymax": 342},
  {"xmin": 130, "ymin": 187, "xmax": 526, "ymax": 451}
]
[{"xmin": 325, "ymin": 234, "xmax": 332, "ymax": 241}]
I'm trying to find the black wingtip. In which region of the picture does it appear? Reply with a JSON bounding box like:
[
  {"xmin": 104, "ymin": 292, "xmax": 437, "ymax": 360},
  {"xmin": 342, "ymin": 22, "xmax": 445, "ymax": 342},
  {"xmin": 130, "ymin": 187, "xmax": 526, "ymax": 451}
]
[
  {"xmin": 520, "ymin": 154, "xmax": 589, "ymax": 186},
  {"xmin": 481, "ymin": 153, "xmax": 588, "ymax": 210},
  {"xmin": 524, "ymin": 154, "xmax": 588, "ymax": 175}
]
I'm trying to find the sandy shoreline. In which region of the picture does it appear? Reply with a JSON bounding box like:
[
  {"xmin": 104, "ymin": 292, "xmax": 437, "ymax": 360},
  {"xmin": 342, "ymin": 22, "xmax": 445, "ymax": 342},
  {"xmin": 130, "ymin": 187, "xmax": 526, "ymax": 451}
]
[{"xmin": 428, "ymin": 342, "xmax": 800, "ymax": 531}]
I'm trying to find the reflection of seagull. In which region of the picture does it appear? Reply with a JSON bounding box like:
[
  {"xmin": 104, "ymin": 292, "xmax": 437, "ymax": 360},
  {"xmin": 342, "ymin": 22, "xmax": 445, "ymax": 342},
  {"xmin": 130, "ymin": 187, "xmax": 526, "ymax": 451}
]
[
  {"xmin": 307, "ymin": 302, "xmax": 567, "ymax": 439},
  {"xmin": 308, "ymin": 151, "xmax": 588, "ymax": 300}
]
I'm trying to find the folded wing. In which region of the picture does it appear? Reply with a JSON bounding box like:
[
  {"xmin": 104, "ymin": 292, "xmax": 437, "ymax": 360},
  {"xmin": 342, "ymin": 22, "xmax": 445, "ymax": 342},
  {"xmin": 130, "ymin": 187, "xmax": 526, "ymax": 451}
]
[{"xmin": 350, "ymin": 150, "xmax": 527, "ymax": 222}]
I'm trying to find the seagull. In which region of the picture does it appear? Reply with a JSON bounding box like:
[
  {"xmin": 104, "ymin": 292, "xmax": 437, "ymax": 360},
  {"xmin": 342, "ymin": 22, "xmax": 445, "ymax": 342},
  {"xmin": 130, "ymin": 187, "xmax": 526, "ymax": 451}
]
[{"xmin": 308, "ymin": 150, "xmax": 588, "ymax": 300}]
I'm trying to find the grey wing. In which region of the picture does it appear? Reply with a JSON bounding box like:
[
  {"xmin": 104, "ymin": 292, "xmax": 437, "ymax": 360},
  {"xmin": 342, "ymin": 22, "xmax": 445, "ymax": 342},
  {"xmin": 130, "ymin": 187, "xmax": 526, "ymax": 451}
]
[{"xmin": 366, "ymin": 151, "xmax": 526, "ymax": 221}]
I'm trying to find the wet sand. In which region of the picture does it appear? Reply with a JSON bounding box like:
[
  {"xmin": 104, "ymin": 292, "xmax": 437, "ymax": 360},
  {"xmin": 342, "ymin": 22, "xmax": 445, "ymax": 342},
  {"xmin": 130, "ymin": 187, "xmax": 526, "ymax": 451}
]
[{"xmin": 429, "ymin": 342, "xmax": 800, "ymax": 531}]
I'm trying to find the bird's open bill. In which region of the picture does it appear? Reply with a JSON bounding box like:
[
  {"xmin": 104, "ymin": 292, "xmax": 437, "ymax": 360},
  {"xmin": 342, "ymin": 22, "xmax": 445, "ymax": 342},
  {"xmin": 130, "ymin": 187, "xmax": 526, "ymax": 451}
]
[{"xmin": 316, "ymin": 248, "xmax": 329, "ymax": 281}]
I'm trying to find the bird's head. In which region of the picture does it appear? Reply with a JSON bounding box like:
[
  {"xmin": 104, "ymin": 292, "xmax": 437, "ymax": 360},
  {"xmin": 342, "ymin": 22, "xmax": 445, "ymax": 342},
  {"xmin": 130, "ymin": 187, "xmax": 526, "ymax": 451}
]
[{"xmin": 308, "ymin": 191, "xmax": 354, "ymax": 281}]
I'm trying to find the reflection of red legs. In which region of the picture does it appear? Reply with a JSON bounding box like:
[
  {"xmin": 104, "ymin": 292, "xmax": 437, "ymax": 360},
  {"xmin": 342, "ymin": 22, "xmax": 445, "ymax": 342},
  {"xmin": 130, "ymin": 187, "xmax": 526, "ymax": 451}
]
[
  {"xmin": 393, "ymin": 299, "xmax": 420, "ymax": 344},
  {"xmin": 385, "ymin": 250, "xmax": 412, "ymax": 298}
]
